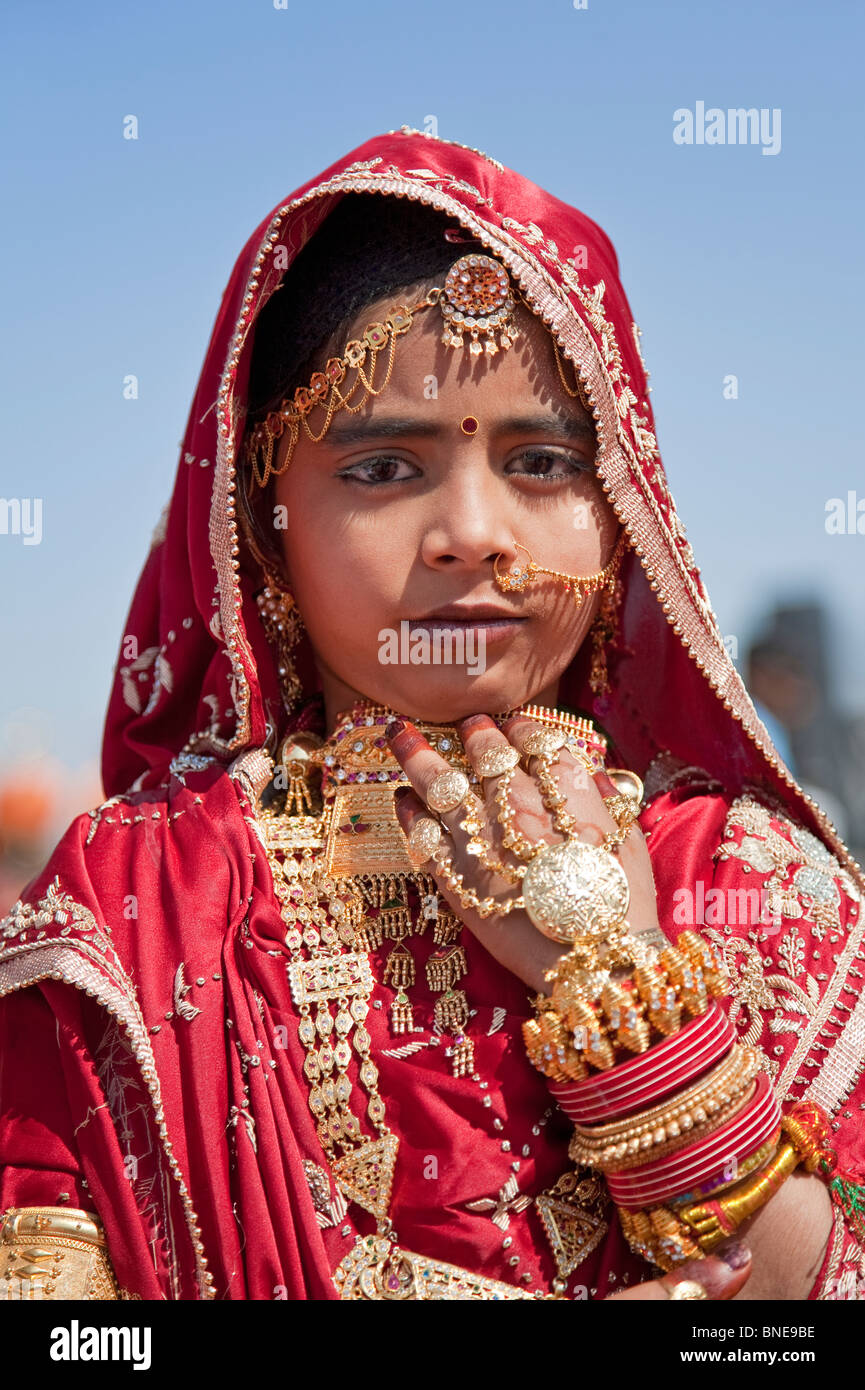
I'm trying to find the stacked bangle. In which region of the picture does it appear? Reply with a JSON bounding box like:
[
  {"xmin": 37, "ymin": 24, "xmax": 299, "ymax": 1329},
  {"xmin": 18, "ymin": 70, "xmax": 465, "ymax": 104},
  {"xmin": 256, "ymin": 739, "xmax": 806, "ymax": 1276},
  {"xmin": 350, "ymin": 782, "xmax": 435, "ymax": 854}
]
[
  {"xmin": 517, "ymin": 805, "xmax": 835, "ymax": 1274},
  {"xmin": 566, "ymin": 1045, "xmax": 760, "ymax": 1171},
  {"xmin": 606, "ymin": 1071, "xmax": 781, "ymax": 1207},
  {"xmin": 523, "ymin": 929, "xmax": 729, "ymax": 1084},
  {"xmin": 549, "ymin": 1000, "xmax": 735, "ymax": 1123}
]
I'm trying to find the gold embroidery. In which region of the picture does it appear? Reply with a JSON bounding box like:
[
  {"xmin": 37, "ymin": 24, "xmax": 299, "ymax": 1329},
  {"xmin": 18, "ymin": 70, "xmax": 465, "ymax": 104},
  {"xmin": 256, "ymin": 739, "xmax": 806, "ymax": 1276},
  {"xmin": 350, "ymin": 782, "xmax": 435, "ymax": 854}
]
[
  {"xmin": 718, "ymin": 796, "xmax": 851, "ymax": 935},
  {"xmin": 1, "ymin": 876, "xmax": 102, "ymax": 944},
  {"xmin": 0, "ymin": 911, "xmax": 214, "ymax": 1299},
  {"xmin": 703, "ymin": 796, "xmax": 865, "ymax": 1103},
  {"xmin": 334, "ymin": 1235, "xmax": 547, "ymax": 1300}
]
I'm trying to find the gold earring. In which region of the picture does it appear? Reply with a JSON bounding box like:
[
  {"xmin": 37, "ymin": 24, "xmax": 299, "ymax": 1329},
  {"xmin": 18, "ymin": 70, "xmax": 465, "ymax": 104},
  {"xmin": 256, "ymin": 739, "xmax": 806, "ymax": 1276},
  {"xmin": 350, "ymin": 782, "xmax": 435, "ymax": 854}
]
[
  {"xmin": 256, "ymin": 578, "xmax": 304, "ymax": 714},
  {"xmin": 589, "ymin": 560, "xmax": 625, "ymax": 700}
]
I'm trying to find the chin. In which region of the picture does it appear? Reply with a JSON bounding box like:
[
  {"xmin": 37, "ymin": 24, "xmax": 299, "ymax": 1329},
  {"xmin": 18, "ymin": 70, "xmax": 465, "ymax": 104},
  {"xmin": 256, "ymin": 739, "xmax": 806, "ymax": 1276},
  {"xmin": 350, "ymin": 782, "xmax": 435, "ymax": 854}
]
[{"xmin": 364, "ymin": 670, "xmax": 558, "ymax": 724}]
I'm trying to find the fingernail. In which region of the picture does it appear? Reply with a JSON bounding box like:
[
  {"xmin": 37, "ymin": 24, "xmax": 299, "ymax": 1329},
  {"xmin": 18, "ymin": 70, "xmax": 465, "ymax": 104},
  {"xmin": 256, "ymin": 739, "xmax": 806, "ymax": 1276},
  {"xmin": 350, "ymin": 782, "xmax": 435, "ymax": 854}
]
[
  {"xmin": 394, "ymin": 785, "xmax": 413, "ymax": 804},
  {"xmin": 386, "ymin": 719, "xmax": 406, "ymax": 740},
  {"xmin": 593, "ymin": 769, "xmax": 617, "ymax": 798},
  {"xmin": 716, "ymin": 1240, "xmax": 751, "ymax": 1271},
  {"xmin": 459, "ymin": 714, "xmax": 496, "ymax": 733}
]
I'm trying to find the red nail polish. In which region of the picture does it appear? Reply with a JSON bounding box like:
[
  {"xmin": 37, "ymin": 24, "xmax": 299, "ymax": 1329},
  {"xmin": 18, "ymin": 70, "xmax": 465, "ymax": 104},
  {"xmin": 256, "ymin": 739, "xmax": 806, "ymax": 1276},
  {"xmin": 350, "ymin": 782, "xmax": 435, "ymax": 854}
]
[
  {"xmin": 386, "ymin": 719, "xmax": 406, "ymax": 740},
  {"xmin": 717, "ymin": 1240, "xmax": 751, "ymax": 1271},
  {"xmin": 593, "ymin": 769, "xmax": 617, "ymax": 798},
  {"xmin": 459, "ymin": 714, "xmax": 495, "ymax": 733}
]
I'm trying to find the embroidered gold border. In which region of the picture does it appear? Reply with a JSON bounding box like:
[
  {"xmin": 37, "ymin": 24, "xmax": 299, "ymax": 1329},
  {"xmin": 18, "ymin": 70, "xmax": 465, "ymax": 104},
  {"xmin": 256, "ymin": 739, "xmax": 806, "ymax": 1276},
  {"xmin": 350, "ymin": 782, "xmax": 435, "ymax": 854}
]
[
  {"xmin": 0, "ymin": 941, "xmax": 214, "ymax": 1300},
  {"xmin": 798, "ymin": 896, "xmax": 865, "ymax": 1114}
]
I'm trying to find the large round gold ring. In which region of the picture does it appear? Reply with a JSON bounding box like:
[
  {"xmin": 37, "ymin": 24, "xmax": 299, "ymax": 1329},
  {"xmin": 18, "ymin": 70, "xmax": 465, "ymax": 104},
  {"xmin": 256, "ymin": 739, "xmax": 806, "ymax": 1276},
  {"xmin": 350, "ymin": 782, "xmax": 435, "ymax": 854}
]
[
  {"xmin": 426, "ymin": 770, "xmax": 471, "ymax": 815},
  {"xmin": 667, "ymin": 1279, "xmax": 708, "ymax": 1301},
  {"xmin": 406, "ymin": 817, "xmax": 443, "ymax": 865},
  {"xmin": 476, "ymin": 745, "xmax": 520, "ymax": 780},
  {"xmin": 521, "ymin": 729, "xmax": 567, "ymax": 760},
  {"xmin": 521, "ymin": 840, "xmax": 630, "ymax": 943}
]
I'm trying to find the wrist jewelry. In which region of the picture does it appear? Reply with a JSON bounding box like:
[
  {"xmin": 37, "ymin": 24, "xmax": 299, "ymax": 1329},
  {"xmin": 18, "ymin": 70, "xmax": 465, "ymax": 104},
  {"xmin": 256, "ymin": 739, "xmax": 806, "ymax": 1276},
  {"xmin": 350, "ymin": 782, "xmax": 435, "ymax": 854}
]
[{"xmin": 616, "ymin": 1101, "xmax": 834, "ymax": 1271}]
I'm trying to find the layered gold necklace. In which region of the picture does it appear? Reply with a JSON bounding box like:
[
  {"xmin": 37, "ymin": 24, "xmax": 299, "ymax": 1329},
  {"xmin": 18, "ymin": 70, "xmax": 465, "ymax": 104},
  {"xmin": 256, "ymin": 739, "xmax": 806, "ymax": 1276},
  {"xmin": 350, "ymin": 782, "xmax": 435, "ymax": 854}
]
[{"xmin": 257, "ymin": 699, "xmax": 611, "ymax": 1299}]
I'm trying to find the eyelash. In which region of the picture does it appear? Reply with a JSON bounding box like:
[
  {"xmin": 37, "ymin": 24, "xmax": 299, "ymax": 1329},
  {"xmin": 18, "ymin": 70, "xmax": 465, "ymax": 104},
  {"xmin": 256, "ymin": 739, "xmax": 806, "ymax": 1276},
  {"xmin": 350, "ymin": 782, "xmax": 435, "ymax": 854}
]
[{"xmin": 337, "ymin": 450, "xmax": 591, "ymax": 487}]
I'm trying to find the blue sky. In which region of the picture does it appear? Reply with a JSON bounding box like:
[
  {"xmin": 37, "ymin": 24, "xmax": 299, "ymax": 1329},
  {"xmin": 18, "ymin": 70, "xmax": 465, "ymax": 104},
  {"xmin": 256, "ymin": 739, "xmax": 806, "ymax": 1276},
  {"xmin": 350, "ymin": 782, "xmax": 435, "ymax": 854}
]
[{"xmin": 1, "ymin": 0, "xmax": 863, "ymax": 779}]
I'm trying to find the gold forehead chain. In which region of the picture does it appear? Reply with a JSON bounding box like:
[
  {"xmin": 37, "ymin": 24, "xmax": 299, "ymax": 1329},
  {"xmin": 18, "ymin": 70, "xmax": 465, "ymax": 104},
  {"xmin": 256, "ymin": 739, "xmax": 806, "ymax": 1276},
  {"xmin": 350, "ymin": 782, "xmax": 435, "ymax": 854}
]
[{"xmin": 244, "ymin": 253, "xmax": 520, "ymax": 489}]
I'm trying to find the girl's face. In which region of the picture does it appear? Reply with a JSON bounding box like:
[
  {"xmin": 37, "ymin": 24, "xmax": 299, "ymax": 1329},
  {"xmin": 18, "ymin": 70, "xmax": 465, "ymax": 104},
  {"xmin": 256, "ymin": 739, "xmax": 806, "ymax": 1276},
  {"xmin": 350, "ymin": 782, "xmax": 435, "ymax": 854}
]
[{"xmin": 271, "ymin": 291, "xmax": 619, "ymax": 727}]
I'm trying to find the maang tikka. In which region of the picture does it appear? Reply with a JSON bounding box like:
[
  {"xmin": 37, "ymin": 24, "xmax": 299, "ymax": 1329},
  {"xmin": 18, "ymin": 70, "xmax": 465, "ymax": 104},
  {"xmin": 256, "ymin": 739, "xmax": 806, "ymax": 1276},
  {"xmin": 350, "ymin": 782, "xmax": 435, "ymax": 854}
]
[{"xmin": 244, "ymin": 253, "xmax": 520, "ymax": 489}]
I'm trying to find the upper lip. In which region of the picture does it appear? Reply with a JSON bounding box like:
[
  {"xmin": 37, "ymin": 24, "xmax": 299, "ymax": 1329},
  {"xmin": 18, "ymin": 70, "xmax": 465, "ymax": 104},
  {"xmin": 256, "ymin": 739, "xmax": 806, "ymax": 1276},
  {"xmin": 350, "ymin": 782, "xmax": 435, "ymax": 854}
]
[{"xmin": 409, "ymin": 604, "xmax": 526, "ymax": 622}]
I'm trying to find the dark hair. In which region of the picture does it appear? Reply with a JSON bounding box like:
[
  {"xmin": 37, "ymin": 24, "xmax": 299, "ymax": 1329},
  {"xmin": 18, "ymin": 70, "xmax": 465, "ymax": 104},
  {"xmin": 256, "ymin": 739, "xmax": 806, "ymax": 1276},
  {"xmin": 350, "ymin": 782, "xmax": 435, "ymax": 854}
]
[
  {"xmin": 240, "ymin": 193, "xmax": 482, "ymax": 569},
  {"xmin": 246, "ymin": 193, "xmax": 477, "ymax": 418}
]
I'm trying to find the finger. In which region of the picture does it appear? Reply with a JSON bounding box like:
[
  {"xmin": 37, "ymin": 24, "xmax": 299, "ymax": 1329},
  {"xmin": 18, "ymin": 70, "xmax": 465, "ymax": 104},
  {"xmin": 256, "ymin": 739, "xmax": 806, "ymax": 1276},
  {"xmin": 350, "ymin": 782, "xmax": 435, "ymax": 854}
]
[
  {"xmin": 457, "ymin": 715, "xmax": 550, "ymax": 829},
  {"xmin": 393, "ymin": 785, "xmax": 449, "ymax": 868},
  {"xmin": 500, "ymin": 714, "xmax": 617, "ymax": 844},
  {"xmin": 606, "ymin": 1241, "xmax": 752, "ymax": 1301},
  {"xmin": 386, "ymin": 719, "xmax": 477, "ymax": 828}
]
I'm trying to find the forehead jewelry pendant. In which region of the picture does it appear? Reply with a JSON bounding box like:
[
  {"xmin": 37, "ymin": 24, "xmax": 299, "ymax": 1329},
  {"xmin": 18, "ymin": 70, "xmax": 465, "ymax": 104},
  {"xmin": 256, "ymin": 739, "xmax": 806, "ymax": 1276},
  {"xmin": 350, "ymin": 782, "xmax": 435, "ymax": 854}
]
[{"xmin": 440, "ymin": 254, "xmax": 519, "ymax": 357}]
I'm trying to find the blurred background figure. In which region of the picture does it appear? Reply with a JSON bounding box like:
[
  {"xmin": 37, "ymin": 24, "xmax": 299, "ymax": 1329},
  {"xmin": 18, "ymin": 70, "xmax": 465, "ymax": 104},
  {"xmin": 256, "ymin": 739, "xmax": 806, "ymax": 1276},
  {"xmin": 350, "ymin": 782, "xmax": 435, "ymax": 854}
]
[{"xmin": 747, "ymin": 602, "xmax": 865, "ymax": 860}]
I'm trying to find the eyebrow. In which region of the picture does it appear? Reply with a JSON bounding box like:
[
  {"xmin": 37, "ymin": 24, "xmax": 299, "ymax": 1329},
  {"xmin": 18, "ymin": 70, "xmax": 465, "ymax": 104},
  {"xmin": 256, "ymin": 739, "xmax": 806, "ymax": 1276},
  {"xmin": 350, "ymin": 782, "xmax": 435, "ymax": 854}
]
[{"xmin": 325, "ymin": 413, "xmax": 596, "ymax": 447}]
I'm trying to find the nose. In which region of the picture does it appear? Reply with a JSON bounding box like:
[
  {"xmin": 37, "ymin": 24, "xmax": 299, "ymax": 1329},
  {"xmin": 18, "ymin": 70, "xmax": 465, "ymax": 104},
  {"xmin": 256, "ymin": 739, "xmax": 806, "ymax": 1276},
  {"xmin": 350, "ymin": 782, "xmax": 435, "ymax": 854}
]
[{"xmin": 419, "ymin": 464, "xmax": 518, "ymax": 573}]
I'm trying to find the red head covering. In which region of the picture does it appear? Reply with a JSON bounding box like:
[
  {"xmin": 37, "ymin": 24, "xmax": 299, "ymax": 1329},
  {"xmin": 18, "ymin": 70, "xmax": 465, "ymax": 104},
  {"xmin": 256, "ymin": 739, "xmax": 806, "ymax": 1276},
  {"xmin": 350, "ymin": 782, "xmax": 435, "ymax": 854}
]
[
  {"xmin": 4, "ymin": 130, "xmax": 863, "ymax": 1305},
  {"xmin": 101, "ymin": 125, "xmax": 857, "ymax": 878}
]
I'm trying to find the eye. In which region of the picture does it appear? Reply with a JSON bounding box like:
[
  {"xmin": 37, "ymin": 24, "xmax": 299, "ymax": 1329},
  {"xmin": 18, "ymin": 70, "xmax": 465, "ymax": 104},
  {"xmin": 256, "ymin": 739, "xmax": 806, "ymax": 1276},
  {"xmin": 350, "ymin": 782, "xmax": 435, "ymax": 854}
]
[
  {"xmin": 505, "ymin": 449, "xmax": 592, "ymax": 480},
  {"xmin": 336, "ymin": 456, "xmax": 421, "ymax": 486}
]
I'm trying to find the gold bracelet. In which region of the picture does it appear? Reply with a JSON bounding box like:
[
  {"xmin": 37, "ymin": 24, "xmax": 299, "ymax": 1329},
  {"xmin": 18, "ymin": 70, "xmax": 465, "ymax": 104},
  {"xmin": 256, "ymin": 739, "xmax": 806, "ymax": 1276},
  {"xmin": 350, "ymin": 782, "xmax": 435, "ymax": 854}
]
[{"xmin": 0, "ymin": 1207, "xmax": 122, "ymax": 1300}]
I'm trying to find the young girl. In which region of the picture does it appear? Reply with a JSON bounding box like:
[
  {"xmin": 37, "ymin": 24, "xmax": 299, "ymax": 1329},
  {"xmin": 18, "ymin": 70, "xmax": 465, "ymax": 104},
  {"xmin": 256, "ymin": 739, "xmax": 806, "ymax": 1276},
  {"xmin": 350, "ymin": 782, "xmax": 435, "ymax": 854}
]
[{"xmin": 1, "ymin": 128, "xmax": 862, "ymax": 1302}]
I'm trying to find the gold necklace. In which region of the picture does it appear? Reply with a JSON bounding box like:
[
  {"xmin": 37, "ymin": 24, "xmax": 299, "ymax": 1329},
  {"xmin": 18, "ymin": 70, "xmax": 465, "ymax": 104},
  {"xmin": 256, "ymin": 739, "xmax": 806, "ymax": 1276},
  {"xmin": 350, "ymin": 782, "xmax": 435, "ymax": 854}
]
[{"xmin": 259, "ymin": 699, "xmax": 610, "ymax": 1297}]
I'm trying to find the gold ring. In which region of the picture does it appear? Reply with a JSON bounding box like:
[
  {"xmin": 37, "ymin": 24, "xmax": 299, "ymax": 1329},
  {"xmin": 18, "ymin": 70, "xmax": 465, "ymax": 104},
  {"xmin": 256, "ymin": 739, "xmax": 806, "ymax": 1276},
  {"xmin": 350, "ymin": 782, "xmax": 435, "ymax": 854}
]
[
  {"xmin": 521, "ymin": 729, "xmax": 567, "ymax": 761},
  {"xmin": 667, "ymin": 1279, "xmax": 708, "ymax": 1301},
  {"xmin": 521, "ymin": 840, "xmax": 630, "ymax": 943},
  {"xmin": 476, "ymin": 745, "xmax": 520, "ymax": 779},
  {"xmin": 426, "ymin": 770, "xmax": 471, "ymax": 815},
  {"xmin": 606, "ymin": 769, "xmax": 645, "ymax": 806},
  {"xmin": 406, "ymin": 817, "xmax": 443, "ymax": 866}
]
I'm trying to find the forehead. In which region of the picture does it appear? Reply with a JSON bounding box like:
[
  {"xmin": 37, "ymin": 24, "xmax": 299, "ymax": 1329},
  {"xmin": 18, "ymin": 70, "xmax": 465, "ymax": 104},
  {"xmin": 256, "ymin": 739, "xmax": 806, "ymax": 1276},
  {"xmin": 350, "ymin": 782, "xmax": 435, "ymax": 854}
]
[{"xmin": 336, "ymin": 293, "xmax": 589, "ymax": 424}]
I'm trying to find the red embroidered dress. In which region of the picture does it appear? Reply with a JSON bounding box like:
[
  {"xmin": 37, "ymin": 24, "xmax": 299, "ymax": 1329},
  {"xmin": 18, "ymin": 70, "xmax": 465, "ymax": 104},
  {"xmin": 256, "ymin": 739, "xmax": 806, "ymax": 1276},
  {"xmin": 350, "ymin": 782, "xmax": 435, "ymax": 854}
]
[{"xmin": 1, "ymin": 129, "xmax": 863, "ymax": 1300}]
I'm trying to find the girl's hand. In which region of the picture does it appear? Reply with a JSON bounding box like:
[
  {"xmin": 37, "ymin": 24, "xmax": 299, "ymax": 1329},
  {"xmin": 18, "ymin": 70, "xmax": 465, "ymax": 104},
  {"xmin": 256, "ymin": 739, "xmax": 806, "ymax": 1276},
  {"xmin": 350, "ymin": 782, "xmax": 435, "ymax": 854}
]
[
  {"xmin": 388, "ymin": 713, "xmax": 661, "ymax": 993},
  {"xmin": 605, "ymin": 1241, "xmax": 752, "ymax": 1300}
]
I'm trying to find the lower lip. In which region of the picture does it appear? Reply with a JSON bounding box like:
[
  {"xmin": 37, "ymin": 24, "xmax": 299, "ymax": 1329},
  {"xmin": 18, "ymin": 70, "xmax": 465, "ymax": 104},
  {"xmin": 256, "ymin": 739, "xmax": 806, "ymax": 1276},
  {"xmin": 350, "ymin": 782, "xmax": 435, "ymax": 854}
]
[{"xmin": 408, "ymin": 619, "xmax": 526, "ymax": 644}]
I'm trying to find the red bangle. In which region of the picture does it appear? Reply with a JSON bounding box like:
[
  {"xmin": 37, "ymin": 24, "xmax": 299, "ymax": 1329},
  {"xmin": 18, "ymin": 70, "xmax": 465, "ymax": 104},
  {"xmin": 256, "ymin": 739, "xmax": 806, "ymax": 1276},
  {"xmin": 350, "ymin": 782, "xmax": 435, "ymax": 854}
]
[
  {"xmin": 608, "ymin": 1072, "xmax": 781, "ymax": 1208},
  {"xmin": 666, "ymin": 1125, "xmax": 783, "ymax": 1205},
  {"xmin": 549, "ymin": 1000, "xmax": 734, "ymax": 1122}
]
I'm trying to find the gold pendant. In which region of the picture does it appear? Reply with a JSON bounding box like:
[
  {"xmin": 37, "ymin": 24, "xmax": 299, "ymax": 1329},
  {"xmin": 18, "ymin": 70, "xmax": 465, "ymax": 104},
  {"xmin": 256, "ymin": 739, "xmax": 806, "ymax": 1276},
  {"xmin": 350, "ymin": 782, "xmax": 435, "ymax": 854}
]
[
  {"xmin": 332, "ymin": 1134, "xmax": 400, "ymax": 1221},
  {"xmin": 535, "ymin": 1172, "xmax": 610, "ymax": 1278},
  {"xmin": 324, "ymin": 785, "xmax": 414, "ymax": 877}
]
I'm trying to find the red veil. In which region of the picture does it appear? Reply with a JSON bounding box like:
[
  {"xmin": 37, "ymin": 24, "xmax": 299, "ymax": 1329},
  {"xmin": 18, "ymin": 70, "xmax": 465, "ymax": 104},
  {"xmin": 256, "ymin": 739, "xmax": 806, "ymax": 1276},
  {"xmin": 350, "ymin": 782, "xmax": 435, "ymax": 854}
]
[{"xmin": 2, "ymin": 129, "xmax": 864, "ymax": 1300}]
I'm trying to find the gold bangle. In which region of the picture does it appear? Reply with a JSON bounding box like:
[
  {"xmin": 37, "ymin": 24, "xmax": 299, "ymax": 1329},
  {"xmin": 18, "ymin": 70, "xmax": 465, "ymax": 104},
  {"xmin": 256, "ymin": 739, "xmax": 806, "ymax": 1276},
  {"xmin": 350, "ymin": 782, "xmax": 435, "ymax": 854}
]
[{"xmin": 0, "ymin": 1207, "xmax": 122, "ymax": 1300}]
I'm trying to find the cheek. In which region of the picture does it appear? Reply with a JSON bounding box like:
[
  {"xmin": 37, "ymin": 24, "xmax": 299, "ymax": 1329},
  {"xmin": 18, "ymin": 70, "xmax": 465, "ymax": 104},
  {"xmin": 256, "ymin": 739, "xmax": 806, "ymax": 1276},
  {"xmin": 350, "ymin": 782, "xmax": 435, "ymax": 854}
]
[{"xmin": 276, "ymin": 488, "xmax": 403, "ymax": 629}]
